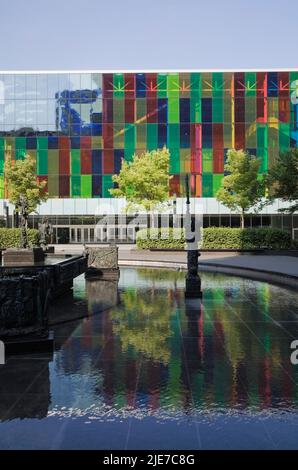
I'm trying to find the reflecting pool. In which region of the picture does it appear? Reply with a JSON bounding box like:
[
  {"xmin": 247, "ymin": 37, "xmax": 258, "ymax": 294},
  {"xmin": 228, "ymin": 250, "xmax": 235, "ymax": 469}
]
[{"xmin": 0, "ymin": 268, "xmax": 298, "ymax": 450}]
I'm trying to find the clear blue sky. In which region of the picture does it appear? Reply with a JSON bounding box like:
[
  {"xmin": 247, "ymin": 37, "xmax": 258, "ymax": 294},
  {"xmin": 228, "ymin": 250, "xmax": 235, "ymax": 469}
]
[{"xmin": 0, "ymin": 0, "xmax": 296, "ymax": 70}]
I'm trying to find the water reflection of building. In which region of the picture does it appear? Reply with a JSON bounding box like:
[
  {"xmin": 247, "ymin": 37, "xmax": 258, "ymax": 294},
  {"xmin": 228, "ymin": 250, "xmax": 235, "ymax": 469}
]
[{"xmin": 57, "ymin": 272, "xmax": 298, "ymax": 414}]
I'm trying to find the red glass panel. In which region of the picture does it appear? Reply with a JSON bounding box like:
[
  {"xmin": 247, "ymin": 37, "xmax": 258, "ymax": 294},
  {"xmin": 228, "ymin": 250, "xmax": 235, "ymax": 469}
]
[
  {"xmin": 234, "ymin": 98, "xmax": 245, "ymax": 123},
  {"xmin": 190, "ymin": 148, "xmax": 202, "ymax": 174},
  {"xmin": 212, "ymin": 123, "xmax": 224, "ymax": 148},
  {"xmin": 278, "ymin": 71, "xmax": 289, "ymax": 97},
  {"xmin": 147, "ymin": 99, "xmax": 158, "ymax": 123},
  {"xmin": 234, "ymin": 72, "xmax": 245, "ymax": 97},
  {"xmin": 190, "ymin": 124, "xmax": 202, "ymax": 149},
  {"xmin": 125, "ymin": 99, "xmax": 136, "ymax": 123},
  {"xmin": 195, "ymin": 175, "xmax": 202, "ymax": 197},
  {"xmin": 146, "ymin": 73, "xmax": 157, "ymax": 98},
  {"xmin": 103, "ymin": 149, "xmax": 114, "ymax": 174},
  {"xmin": 59, "ymin": 149, "xmax": 70, "ymax": 175},
  {"xmin": 124, "ymin": 73, "xmax": 135, "ymax": 98},
  {"xmin": 103, "ymin": 99, "xmax": 113, "ymax": 123},
  {"xmin": 170, "ymin": 175, "xmax": 180, "ymax": 196},
  {"xmin": 80, "ymin": 136, "xmax": 91, "ymax": 149},
  {"xmin": 59, "ymin": 136, "xmax": 70, "ymax": 149},
  {"xmin": 59, "ymin": 175, "xmax": 70, "ymax": 197},
  {"xmin": 256, "ymin": 98, "xmax": 267, "ymax": 122},
  {"xmin": 81, "ymin": 149, "xmax": 92, "ymax": 174},
  {"xmin": 103, "ymin": 73, "xmax": 114, "ymax": 98},
  {"xmin": 256, "ymin": 72, "xmax": 267, "ymax": 97},
  {"xmin": 102, "ymin": 124, "xmax": 114, "ymax": 149},
  {"xmin": 213, "ymin": 148, "xmax": 224, "ymax": 173},
  {"xmin": 279, "ymin": 98, "xmax": 290, "ymax": 122},
  {"xmin": 235, "ymin": 123, "xmax": 245, "ymax": 149}
]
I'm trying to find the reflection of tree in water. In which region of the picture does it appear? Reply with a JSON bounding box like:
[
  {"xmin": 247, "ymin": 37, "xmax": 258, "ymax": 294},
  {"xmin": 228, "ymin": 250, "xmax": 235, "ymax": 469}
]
[{"xmin": 111, "ymin": 288, "xmax": 175, "ymax": 365}]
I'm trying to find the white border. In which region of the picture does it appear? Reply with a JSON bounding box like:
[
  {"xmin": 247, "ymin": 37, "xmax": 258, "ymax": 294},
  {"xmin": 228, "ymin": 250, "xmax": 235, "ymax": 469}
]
[{"xmin": 0, "ymin": 68, "xmax": 298, "ymax": 74}]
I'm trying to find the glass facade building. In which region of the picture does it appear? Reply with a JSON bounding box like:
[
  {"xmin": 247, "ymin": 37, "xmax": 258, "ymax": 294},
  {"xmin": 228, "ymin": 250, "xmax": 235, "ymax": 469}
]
[
  {"xmin": 0, "ymin": 70, "xmax": 297, "ymax": 241},
  {"xmin": 0, "ymin": 70, "xmax": 298, "ymax": 199}
]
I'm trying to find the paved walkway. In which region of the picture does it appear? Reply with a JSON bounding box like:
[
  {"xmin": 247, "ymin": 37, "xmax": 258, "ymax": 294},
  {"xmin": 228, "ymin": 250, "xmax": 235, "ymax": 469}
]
[{"xmin": 54, "ymin": 244, "xmax": 298, "ymax": 286}]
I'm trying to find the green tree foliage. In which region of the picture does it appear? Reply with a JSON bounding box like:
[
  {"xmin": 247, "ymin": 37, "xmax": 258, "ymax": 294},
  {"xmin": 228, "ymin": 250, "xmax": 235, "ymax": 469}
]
[
  {"xmin": 216, "ymin": 149, "xmax": 266, "ymax": 228},
  {"xmin": 268, "ymin": 149, "xmax": 298, "ymax": 213},
  {"xmin": 4, "ymin": 154, "xmax": 48, "ymax": 215},
  {"xmin": 109, "ymin": 147, "xmax": 172, "ymax": 212}
]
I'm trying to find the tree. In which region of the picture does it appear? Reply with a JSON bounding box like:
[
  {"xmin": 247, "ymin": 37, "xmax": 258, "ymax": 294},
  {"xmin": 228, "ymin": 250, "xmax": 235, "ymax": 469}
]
[
  {"xmin": 216, "ymin": 149, "xmax": 266, "ymax": 229},
  {"xmin": 268, "ymin": 149, "xmax": 298, "ymax": 213},
  {"xmin": 109, "ymin": 147, "xmax": 172, "ymax": 213},
  {"xmin": 4, "ymin": 154, "xmax": 48, "ymax": 247}
]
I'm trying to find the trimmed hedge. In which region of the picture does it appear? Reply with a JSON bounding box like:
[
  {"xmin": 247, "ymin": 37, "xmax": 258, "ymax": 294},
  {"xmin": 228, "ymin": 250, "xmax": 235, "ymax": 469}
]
[
  {"xmin": 0, "ymin": 228, "xmax": 39, "ymax": 248},
  {"xmin": 136, "ymin": 228, "xmax": 185, "ymax": 249},
  {"xmin": 136, "ymin": 227, "xmax": 292, "ymax": 250}
]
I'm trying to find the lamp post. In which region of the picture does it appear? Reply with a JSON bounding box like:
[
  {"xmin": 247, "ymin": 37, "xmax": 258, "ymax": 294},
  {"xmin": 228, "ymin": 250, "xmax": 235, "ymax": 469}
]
[
  {"xmin": 184, "ymin": 174, "xmax": 202, "ymax": 298},
  {"xmin": 3, "ymin": 201, "xmax": 9, "ymax": 228}
]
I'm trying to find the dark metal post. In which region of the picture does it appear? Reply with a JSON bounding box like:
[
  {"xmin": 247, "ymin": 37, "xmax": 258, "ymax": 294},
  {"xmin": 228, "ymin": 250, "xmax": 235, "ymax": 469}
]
[{"xmin": 185, "ymin": 174, "xmax": 202, "ymax": 298}]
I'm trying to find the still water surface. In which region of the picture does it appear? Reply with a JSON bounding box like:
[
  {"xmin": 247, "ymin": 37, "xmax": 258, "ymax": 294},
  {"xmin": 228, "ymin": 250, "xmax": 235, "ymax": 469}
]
[{"xmin": 0, "ymin": 268, "xmax": 297, "ymax": 449}]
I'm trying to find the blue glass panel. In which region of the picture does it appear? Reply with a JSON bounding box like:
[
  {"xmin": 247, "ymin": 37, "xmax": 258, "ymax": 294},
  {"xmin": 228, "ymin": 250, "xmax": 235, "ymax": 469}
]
[
  {"xmin": 158, "ymin": 124, "xmax": 167, "ymax": 147},
  {"xmin": 202, "ymin": 98, "xmax": 212, "ymax": 122},
  {"xmin": 81, "ymin": 125, "xmax": 91, "ymax": 136},
  {"xmin": 158, "ymin": 99, "xmax": 167, "ymax": 123},
  {"xmin": 180, "ymin": 123, "xmax": 190, "ymax": 148},
  {"xmin": 202, "ymin": 124, "xmax": 212, "ymax": 148},
  {"xmin": 114, "ymin": 149, "xmax": 124, "ymax": 173},
  {"xmin": 246, "ymin": 148, "xmax": 257, "ymax": 156},
  {"xmin": 48, "ymin": 136, "xmax": 58, "ymax": 149},
  {"xmin": 92, "ymin": 175, "xmax": 102, "ymax": 197},
  {"xmin": 267, "ymin": 72, "xmax": 278, "ymax": 97},
  {"xmin": 26, "ymin": 137, "xmax": 37, "ymax": 149},
  {"xmin": 92, "ymin": 149, "xmax": 102, "ymax": 174},
  {"xmin": 92, "ymin": 123, "xmax": 102, "ymax": 136},
  {"xmin": 136, "ymin": 73, "xmax": 146, "ymax": 98},
  {"xmin": 71, "ymin": 137, "xmax": 80, "ymax": 149},
  {"xmin": 179, "ymin": 98, "xmax": 190, "ymax": 123}
]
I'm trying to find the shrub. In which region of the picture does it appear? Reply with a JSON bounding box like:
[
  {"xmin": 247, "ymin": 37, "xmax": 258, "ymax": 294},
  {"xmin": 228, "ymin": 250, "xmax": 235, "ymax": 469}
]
[
  {"xmin": 136, "ymin": 228, "xmax": 185, "ymax": 249},
  {"xmin": 202, "ymin": 227, "xmax": 292, "ymax": 250},
  {"xmin": 136, "ymin": 227, "xmax": 292, "ymax": 250},
  {"xmin": 0, "ymin": 228, "xmax": 39, "ymax": 248}
]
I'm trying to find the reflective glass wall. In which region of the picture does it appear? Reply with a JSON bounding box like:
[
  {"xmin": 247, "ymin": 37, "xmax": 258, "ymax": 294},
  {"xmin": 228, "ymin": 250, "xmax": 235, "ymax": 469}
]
[{"xmin": 0, "ymin": 71, "xmax": 298, "ymax": 199}]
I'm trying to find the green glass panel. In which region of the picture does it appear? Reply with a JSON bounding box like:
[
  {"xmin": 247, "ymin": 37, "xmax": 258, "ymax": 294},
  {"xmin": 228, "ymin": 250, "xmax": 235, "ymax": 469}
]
[
  {"xmin": 113, "ymin": 73, "xmax": 125, "ymax": 98},
  {"xmin": 71, "ymin": 149, "xmax": 81, "ymax": 175},
  {"xmin": 124, "ymin": 148, "xmax": 134, "ymax": 162},
  {"xmin": 37, "ymin": 137, "xmax": 48, "ymax": 149},
  {"xmin": 136, "ymin": 98, "xmax": 147, "ymax": 122},
  {"xmin": 245, "ymin": 124, "xmax": 257, "ymax": 148},
  {"xmin": 190, "ymin": 72, "xmax": 201, "ymax": 100},
  {"xmin": 15, "ymin": 148, "xmax": 26, "ymax": 160},
  {"xmin": 279, "ymin": 123, "xmax": 290, "ymax": 150},
  {"xmin": 257, "ymin": 124, "xmax": 268, "ymax": 148},
  {"xmin": 245, "ymin": 72, "xmax": 256, "ymax": 96},
  {"xmin": 37, "ymin": 149, "xmax": 48, "ymax": 175},
  {"xmin": 168, "ymin": 124, "xmax": 180, "ymax": 148},
  {"xmin": 268, "ymin": 124, "xmax": 279, "ymax": 149},
  {"xmin": 168, "ymin": 97, "xmax": 179, "ymax": 123},
  {"xmin": 190, "ymin": 97, "xmax": 201, "ymax": 123},
  {"xmin": 202, "ymin": 149, "xmax": 213, "ymax": 173},
  {"xmin": 212, "ymin": 72, "xmax": 223, "ymax": 98},
  {"xmin": 48, "ymin": 175, "xmax": 58, "ymax": 197},
  {"xmin": 213, "ymin": 98, "xmax": 223, "ymax": 122},
  {"xmin": 224, "ymin": 124, "xmax": 232, "ymax": 148},
  {"xmin": 0, "ymin": 138, "xmax": 4, "ymax": 150},
  {"xmin": 157, "ymin": 73, "xmax": 167, "ymax": 98},
  {"xmin": 71, "ymin": 175, "xmax": 81, "ymax": 197},
  {"xmin": 0, "ymin": 176, "xmax": 4, "ymax": 198},
  {"xmin": 257, "ymin": 147, "xmax": 268, "ymax": 173},
  {"xmin": 136, "ymin": 124, "xmax": 146, "ymax": 149},
  {"xmin": 146, "ymin": 124, "xmax": 158, "ymax": 150},
  {"xmin": 245, "ymin": 97, "xmax": 256, "ymax": 122},
  {"xmin": 102, "ymin": 175, "xmax": 113, "ymax": 197},
  {"xmin": 81, "ymin": 175, "xmax": 92, "ymax": 197},
  {"xmin": 202, "ymin": 174, "xmax": 213, "ymax": 197},
  {"xmin": 223, "ymin": 97, "xmax": 232, "ymax": 123},
  {"xmin": 48, "ymin": 150, "xmax": 59, "ymax": 175},
  {"xmin": 113, "ymin": 99, "xmax": 124, "ymax": 123},
  {"xmin": 0, "ymin": 148, "xmax": 4, "ymax": 174},
  {"xmin": 124, "ymin": 124, "xmax": 135, "ymax": 149},
  {"xmin": 113, "ymin": 125, "xmax": 124, "ymax": 149},
  {"xmin": 213, "ymin": 174, "xmax": 223, "ymax": 194},
  {"xmin": 169, "ymin": 148, "xmax": 180, "ymax": 173},
  {"xmin": 167, "ymin": 73, "xmax": 179, "ymax": 98},
  {"xmin": 16, "ymin": 137, "xmax": 26, "ymax": 150}
]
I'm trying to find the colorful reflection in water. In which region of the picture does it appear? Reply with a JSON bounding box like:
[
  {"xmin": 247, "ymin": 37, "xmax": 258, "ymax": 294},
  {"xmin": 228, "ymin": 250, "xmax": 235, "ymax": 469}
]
[{"xmin": 0, "ymin": 268, "xmax": 297, "ymax": 450}]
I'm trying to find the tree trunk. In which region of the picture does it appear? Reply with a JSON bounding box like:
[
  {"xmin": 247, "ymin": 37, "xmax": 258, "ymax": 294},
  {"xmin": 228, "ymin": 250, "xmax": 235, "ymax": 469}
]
[{"xmin": 240, "ymin": 210, "xmax": 245, "ymax": 229}]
